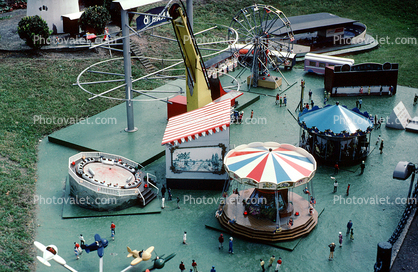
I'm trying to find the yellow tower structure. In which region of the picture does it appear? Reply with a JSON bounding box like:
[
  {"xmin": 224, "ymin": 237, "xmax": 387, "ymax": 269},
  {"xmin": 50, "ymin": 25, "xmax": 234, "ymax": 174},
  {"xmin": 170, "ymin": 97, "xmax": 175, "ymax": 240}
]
[{"xmin": 169, "ymin": 3, "xmax": 213, "ymax": 112}]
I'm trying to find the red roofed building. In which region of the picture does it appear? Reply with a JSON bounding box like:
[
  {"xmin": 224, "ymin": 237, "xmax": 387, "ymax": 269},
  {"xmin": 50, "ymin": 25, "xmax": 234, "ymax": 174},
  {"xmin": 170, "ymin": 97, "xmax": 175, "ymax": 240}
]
[{"xmin": 162, "ymin": 99, "xmax": 231, "ymax": 189}]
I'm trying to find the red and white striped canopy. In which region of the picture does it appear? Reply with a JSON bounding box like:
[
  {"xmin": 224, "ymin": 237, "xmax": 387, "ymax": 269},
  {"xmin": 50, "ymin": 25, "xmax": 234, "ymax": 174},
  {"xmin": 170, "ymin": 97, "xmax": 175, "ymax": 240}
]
[
  {"xmin": 161, "ymin": 99, "xmax": 231, "ymax": 146},
  {"xmin": 224, "ymin": 142, "xmax": 317, "ymax": 190}
]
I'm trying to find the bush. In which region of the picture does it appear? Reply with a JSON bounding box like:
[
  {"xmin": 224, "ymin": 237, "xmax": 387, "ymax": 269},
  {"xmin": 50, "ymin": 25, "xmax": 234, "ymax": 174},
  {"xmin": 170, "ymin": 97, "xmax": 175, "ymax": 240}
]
[
  {"xmin": 17, "ymin": 15, "xmax": 51, "ymax": 49},
  {"xmin": 79, "ymin": 5, "xmax": 111, "ymax": 34}
]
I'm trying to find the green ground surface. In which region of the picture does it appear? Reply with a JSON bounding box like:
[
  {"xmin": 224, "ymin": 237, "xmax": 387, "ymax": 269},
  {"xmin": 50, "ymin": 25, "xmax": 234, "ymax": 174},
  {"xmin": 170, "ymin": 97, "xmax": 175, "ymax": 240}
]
[
  {"xmin": 0, "ymin": 0, "xmax": 417, "ymax": 271},
  {"xmin": 34, "ymin": 68, "xmax": 418, "ymax": 272}
]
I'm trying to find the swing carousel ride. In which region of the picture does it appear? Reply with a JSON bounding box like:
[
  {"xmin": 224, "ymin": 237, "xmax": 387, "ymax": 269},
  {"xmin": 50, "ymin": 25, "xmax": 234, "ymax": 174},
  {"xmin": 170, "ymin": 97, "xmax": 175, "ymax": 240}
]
[{"xmin": 220, "ymin": 142, "xmax": 318, "ymax": 242}]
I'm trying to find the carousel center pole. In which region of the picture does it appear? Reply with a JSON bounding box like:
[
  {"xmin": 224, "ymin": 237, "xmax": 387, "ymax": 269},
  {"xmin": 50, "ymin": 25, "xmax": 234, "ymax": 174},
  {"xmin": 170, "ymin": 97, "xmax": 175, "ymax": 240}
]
[{"xmin": 275, "ymin": 190, "xmax": 281, "ymax": 226}]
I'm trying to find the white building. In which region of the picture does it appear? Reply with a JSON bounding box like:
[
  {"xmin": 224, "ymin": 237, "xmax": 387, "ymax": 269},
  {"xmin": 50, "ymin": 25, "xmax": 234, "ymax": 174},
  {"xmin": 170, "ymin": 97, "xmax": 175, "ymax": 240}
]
[{"xmin": 27, "ymin": 0, "xmax": 79, "ymax": 33}]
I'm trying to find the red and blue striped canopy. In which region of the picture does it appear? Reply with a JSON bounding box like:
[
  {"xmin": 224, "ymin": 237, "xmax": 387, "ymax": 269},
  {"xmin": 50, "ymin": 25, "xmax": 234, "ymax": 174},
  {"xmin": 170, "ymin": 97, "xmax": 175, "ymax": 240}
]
[{"xmin": 224, "ymin": 142, "xmax": 316, "ymax": 189}]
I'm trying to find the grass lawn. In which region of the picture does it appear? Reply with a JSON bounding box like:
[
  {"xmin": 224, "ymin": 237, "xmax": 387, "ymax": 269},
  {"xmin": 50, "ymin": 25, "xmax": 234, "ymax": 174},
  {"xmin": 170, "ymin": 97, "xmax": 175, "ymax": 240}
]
[{"xmin": 0, "ymin": 0, "xmax": 417, "ymax": 271}]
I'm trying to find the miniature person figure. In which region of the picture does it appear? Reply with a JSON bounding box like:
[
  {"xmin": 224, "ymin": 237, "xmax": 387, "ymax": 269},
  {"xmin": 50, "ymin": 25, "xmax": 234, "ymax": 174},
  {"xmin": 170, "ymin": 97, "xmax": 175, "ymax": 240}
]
[
  {"xmin": 103, "ymin": 27, "xmax": 110, "ymax": 41},
  {"xmin": 218, "ymin": 233, "xmax": 224, "ymax": 249},
  {"xmin": 183, "ymin": 231, "xmax": 187, "ymax": 244},
  {"xmin": 179, "ymin": 261, "xmax": 185, "ymax": 271},
  {"xmin": 350, "ymin": 228, "xmax": 354, "ymax": 240},
  {"xmin": 161, "ymin": 197, "xmax": 165, "ymax": 209},
  {"xmin": 273, "ymin": 225, "xmax": 281, "ymax": 234},
  {"xmin": 360, "ymin": 161, "xmax": 366, "ymax": 174},
  {"xmin": 56, "ymin": 36, "xmax": 59, "ymax": 45},
  {"xmin": 238, "ymin": 111, "xmax": 244, "ymax": 124},
  {"xmin": 283, "ymin": 95, "xmax": 287, "ymax": 106},
  {"xmin": 379, "ymin": 139, "xmax": 384, "ymax": 154},
  {"xmin": 346, "ymin": 184, "xmax": 350, "ymax": 196},
  {"xmin": 250, "ymin": 110, "xmax": 254, "ymax": 119},
  {"xmin": 191, "ymin": 260, "xmax": 197, "ymax": 272},
  {"xmin": 303, "ymin": 187, "xmax": 310, "ymax": 195},
  {"xmin": 338, "ymin": 232, "xmax": 343, "ymax": 247},
  {"xmin": 79, "ymin": 234, "xmax": 85, "ymax": 246},
  {"xmin": 347, "ymin": 220, "xmax": 353, "ymax": 235},
  {"xmin": 329, "ymin": 242, "xmax": 336, "ymax": 260},
  {"xmin": 233, "ymin": 110, "xmax": 239, "ymax": 123},
  {"xmin": 310, "ymin": 196, "xmax": 316, "ymax": 206},
  {"xmin": 288, "ymin": 218, "xmax": 293, "ymax": 227},
  {"xmin": 379, "ymin": 117, "xmax": 384, "ymax": 128},
  {"xmin": 356, "ymin": 99, "xmax": 359, "ymax": 108},
  {"xmin": 168, "ymin": 188, "xmax": 172, "ymax": 200},
  {"xmin": 311, "ymin": 99, "xmax": 314, "ymax": 109},
  {"xmin": 414, "ymin": 94, "xmax": 418, "ymax": 105},
  {"xmin": 276, "ymin": 93, "xmax": 280, "ymax": 105},
  {"xmin": 268, "ymin": 255, "xmax": 275, "ymax": 267},
  {"xmin": 228, "ymin": 237, "xmax": 234, "ymax": 254},
  {"xmin": 110, "ymin": 222, "xmax": 116, "ymax": 241},
  {"xmin": 334, "ymin": 162, "xmax": 339, "ymax": 175},
  {"xmin": 309, "ymin": 89, "xmax": 312, "ymax": 100},
  {"xmin": 275, "ymin": 257, "xmax": 282, "ymax": 271},
  {"xmin": 161, "ymin": 185, "xmax": 166, "ymax": 198},
  {"xmin": 333, "ymin": 178, "xmax": 338, "ymax": 193},
  {"xmin": 389, "ymin": 86, "xmax": 393, "ymax": 96},
  {"xmin": 260, "ymin": 259, "xmax": 265, "ymax": 272},
  {"xmin": 380, "ymin": 86, "xmax": 383, "ymax": 96},
  {"xmin": 368, "ymin": 86, "xmax": 371, "ymax": 95},
  {"xmin": 74, "ymin": 242, "xmax": 80, "ymax": 260},
  {"xmin": 309, "ymin": 205, "xmax": 314, "ymax": 215},
  {"xmin": 279, "ymin": 96, "xmax": 283, "ymax": 107},
  {"xmin": 359, "ymin": 86, "xmax": 363, "ymax": 94},
  {"xmin": 359, "ymin": 98, "xmax": 362, "ymax": 109},
  {"xmin": 324, "ymin": 97, "xmax": 327, "ymax": 105},
  {"xmin": 177, "ymin": 197, "xmax": 181, "ymax": 209},
  {"xmin": 376, "ymin": 135, "xmax": 381, "ymax": 145},
  {"xmin": 211, "ymin": 266, "xmax": 216, "ymax": 272},
  {"xmin": 74, "ymin": 242, "xmax": 82, "ymax": 259}
]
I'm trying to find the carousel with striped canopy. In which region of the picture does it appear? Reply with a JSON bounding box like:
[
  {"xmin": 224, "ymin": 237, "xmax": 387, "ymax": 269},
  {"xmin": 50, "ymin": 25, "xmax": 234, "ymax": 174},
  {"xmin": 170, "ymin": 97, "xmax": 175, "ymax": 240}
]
[{"xmin": 218, "ymin": 142, "xmax": 319, "ymax": 242}]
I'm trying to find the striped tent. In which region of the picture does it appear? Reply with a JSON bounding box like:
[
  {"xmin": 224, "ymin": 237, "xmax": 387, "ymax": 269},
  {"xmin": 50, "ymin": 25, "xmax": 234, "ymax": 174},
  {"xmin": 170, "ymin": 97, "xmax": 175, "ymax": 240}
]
[{"xmin": 224, "ymin": 142, "xmax": 316, "ymax": 190}]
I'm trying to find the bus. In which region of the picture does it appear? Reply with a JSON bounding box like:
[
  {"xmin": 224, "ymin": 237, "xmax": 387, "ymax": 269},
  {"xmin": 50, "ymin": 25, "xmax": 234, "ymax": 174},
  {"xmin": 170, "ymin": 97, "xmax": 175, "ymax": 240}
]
[{"xmin": 304, "ymin": 53, "xmax": 354, "ymax": 75}]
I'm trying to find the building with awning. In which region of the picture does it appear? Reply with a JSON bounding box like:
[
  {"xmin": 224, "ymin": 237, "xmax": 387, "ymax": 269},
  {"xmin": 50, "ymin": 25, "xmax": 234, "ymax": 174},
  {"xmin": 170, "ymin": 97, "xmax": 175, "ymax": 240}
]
[
  {"xmin": 298, "ymin": 104, "xmax": 374, "ymax": 164},
  {"xmin": 162, "ymin": 99, "xmax": 231, "ymax": 189}
]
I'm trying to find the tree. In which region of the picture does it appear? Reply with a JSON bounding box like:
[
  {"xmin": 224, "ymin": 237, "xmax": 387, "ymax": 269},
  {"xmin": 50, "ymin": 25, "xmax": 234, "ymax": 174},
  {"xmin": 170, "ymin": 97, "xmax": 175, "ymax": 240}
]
[
  {"xmin": 79, "ymin": 5, "xmax": 111, "ymax": 34},
  {"xmin": 17, "ymin": 15, "xmax": 51, "ymax": 49}
]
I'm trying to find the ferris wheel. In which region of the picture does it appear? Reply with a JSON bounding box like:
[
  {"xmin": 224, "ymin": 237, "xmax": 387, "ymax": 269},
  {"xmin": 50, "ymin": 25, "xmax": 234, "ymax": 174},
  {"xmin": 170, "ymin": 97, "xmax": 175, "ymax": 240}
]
[{"xmin": 227, "ymin": 4, "xmax": 295, "ymax": 88}]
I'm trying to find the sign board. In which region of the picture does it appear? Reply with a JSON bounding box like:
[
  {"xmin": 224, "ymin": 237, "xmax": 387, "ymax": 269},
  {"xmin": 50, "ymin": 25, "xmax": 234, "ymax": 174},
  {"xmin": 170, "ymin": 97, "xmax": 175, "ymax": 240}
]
[
  {"xmin": 136, "ymin": 6, "xmax": 170, "ymax": 30},
  {"xmin": 386, "ymin": 101, "xmax": 411, "ymax": 129}
]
